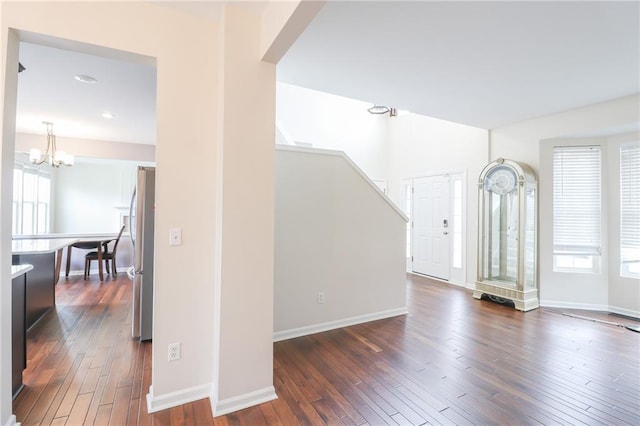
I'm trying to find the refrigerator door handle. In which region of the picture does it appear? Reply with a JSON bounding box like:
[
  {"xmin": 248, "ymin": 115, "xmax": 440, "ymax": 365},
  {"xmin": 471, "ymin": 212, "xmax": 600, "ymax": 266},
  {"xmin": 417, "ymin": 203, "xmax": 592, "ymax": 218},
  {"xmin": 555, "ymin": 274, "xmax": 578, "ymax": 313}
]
[{"xmin": 128, "ymin": 187, "xmax": 136, "ymax": 248}]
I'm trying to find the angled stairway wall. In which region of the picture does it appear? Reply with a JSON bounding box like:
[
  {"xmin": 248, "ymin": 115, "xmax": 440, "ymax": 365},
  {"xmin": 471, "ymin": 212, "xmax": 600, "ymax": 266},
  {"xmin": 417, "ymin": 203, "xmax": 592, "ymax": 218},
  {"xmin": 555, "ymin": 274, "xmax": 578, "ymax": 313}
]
[{"xmin": 274, "ymin": 145, "xmax": 408, "ymax": 340}]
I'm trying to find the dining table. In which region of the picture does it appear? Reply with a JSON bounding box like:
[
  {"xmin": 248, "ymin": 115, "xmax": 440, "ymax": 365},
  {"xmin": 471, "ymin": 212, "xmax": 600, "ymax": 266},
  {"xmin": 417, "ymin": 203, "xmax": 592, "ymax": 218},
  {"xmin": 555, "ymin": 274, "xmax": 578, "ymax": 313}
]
[{"xmin": 65, "ymin": 237, "xmax": 115, "ymax": 281}]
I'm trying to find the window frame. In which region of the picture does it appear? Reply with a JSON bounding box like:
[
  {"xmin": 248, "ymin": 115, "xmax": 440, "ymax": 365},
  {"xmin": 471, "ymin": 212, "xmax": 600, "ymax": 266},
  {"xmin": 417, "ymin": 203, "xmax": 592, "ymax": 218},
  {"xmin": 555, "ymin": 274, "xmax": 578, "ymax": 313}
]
[
  {"xmin": 552, "ymin": 145, "xmax": 602, "ymax": 274},
  {"xmin": 620, "ymin": 141, "xmax": 640, "ymax": 279}
]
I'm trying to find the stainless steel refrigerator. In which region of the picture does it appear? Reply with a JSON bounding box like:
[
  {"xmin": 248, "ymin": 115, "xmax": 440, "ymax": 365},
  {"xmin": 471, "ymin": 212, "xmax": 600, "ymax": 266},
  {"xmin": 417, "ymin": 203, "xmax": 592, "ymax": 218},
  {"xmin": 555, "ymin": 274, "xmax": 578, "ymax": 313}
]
[{"xmin": 127, "ymin": 166, "xmax": 155, "ymax": 341}]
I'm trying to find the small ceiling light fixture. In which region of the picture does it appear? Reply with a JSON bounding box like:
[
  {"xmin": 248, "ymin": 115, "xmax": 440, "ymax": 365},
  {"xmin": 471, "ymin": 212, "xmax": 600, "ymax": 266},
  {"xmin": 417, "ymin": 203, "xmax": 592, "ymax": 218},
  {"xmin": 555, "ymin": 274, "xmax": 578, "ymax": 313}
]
[
  {"xmin": 367, "ymin": 105, "xmax": 399, "ymax": 117},
  {"xmin": 101, "ymin": 112, "xmax": 115, "ymax": 119},
  {"xmin": 367, "ymin": 105, "xmax": 390, "ymax": 115},
  {"xmin": 29, "ymin": 121, "xmax": 74, "ymax": 167},
  {"xmin": 74, "ymin": 74, "xmax": 97, "ymax": 84}
]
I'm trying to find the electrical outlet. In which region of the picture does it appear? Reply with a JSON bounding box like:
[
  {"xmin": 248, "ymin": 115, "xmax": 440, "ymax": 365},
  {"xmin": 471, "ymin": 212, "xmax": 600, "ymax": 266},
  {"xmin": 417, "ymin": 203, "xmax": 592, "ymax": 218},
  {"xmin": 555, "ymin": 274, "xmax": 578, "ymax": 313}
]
[
  {"xmin": 168, "ymin": 342, "xmax": 181, "ymax": 361},
  {"xmin": 317, "ymin": 291, "xmax": 325, "ymax": 304}
]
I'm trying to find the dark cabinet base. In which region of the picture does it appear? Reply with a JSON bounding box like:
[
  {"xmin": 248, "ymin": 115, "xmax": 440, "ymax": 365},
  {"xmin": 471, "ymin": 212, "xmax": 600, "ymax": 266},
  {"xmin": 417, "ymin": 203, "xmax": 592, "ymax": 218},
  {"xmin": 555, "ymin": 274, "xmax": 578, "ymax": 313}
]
[
  {"xmin": 12, "ymin": 273, "xmax": 26, "ymax": 399},
  {"xmin": 13, "ymin": 253, "xmax": 55, "ymax": 330}
]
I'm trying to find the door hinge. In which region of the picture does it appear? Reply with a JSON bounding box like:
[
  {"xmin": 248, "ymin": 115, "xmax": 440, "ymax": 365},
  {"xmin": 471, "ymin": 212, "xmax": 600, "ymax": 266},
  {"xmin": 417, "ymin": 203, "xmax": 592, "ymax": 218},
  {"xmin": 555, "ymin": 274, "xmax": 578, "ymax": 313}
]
[{"xmin": 411, "ymin": 256, "xmax": 414, "ymax": 262}]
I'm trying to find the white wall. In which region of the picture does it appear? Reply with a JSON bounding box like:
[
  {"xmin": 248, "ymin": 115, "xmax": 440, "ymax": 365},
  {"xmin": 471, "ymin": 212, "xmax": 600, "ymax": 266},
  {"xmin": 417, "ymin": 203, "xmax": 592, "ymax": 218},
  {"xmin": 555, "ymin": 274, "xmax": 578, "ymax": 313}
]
[
  {"xmin": 386, "ymin": 114, "xmax": 489, "ymax": 287},
  {"xmin": 492, "ymin": 95, "xmax": 640, "ymax": 315},
  {"xmin": 491, "ymin": 95, "xmax": 640, "ymax": 171},
  {"xmin": 0, "ymin": 23, "xmax": 20, "ymax": 425},
  {"xmin": 15, "ymin": 132, "xmax": 155, "ymax": 163},
  {"xmin": 274, "ymin": 146, "xmax": 407, "ymax": 339},
  {"xmin": 275, "ymin": 86, "xmax": 491, "ymax": 288},
  {"xmin": 1, "ymin": 2, "xmax": 217, "ymax": 422},
  {"xmin": 52, "ymin": 160, "xmax": 138, "ymax": 276},
  {"xmin": 0, "ymin": 2, "xmax": 321, "ymax": 422},
  {"xmin": 0, "ymin": 1, "xmax": 316, "ymax": 421},
  {"xmin": 276, "ymin": 82, "xmax": 389, "ymax": 181},
  {"xmin": 52, "ymin": 161, "xmax": 137, "ymax": 233},
  {"xmin": 212, "ymin": 5, "xmax": 277, "ymax": 414}
]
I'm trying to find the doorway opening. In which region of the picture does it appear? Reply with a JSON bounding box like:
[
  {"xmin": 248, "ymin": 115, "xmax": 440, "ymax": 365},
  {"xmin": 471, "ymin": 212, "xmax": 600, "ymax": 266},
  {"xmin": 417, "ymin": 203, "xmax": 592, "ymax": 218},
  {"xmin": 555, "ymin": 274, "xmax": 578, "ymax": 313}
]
[{"xmin": 6, "ymin": 31, "xmax": 157, "ymax": 423}]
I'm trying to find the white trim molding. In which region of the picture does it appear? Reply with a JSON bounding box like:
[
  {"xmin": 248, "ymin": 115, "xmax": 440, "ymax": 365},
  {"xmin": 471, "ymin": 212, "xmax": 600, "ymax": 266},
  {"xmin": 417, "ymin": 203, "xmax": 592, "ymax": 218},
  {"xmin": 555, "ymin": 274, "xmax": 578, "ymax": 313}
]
[
  {"xmin": 609, "ymin": 305, "xmax": 640, "ymax": 320},
  {"xmin": 539, "ymin": 300, "xmax": 609, "ymax": 312},
  {"xmin": 273, "ymin": 307, "xmax": 409, "ymax": 342},
  {"xmin": 146, "ymin": 383, "xmax": 211, "ymax": 414},
  {"xmin": 212, "ymin": 386, "xmax": 278, "ymax": 417},
  {"xmin": 409, "ymin": 272, "xmax": 473, "ymax": 289}
]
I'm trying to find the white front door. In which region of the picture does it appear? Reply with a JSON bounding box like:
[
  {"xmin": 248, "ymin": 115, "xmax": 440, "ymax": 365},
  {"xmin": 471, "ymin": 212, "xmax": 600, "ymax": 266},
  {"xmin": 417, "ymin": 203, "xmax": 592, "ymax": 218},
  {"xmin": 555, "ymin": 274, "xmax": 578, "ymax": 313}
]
[{"xmin": 412, "ymin": 175, "xmax": 450, "ymax": 280}]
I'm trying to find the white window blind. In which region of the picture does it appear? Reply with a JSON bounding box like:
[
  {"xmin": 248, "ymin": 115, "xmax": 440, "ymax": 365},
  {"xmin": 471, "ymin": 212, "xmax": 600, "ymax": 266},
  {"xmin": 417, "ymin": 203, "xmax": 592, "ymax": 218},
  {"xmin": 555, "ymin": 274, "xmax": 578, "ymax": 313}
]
[
  {"xmin": 12, "ymin": 165, "xmax": 51, "ymax": 235},
  {"xmin": 553, "ymin": 146, "xmax": 601, "ymax": 256},
  {"xmin": 620, "ymin": 142, "xmax": 640, "ymax": 266}
]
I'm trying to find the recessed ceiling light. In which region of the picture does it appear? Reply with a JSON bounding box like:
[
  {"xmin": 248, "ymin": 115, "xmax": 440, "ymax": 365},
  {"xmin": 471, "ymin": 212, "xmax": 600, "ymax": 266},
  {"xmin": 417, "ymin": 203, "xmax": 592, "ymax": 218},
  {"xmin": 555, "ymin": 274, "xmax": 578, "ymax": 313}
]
[
  {"xmin": 101, "ymin": 112, "xmax": 115, "ymax": 119},
  {"xmin": 74, "ymin": 74, "xmax": 97, "ymax": 83}
]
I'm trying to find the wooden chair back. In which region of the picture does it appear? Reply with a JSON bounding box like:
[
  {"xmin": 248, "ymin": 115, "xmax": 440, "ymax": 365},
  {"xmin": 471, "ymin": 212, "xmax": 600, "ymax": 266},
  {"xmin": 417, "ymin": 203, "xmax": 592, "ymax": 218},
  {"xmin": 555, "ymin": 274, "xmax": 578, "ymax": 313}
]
[{"xmin": 110, "ymin": 225, "xmax": 126, "ymax": 254}]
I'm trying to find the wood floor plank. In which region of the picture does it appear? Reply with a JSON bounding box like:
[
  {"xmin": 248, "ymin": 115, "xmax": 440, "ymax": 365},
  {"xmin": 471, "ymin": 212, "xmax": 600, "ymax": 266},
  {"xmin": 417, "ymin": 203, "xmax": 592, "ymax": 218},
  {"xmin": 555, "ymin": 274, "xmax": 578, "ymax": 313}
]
[
  {"xmin": 55, "ymin": 355, "xmax": 94, "ymax": 418},
  {"xmin": 94, "ymin": 404, "xmax": 113, "ymax": 426},
  {"xmin": 65, "ymin": 392, "xmax": 92, "ymax": 425},
  {"xmin": 192, "ymin": 398, "xmax": 215, "ymax": 425},
  {"xmin": 13, "ymin": 273, "xmax": 640, "ymax": 425},
  {"xmin": 109, "ymin": 385, "xmax": 132, "ymax": 425},
  {"xmin": 258, "ymin": 401, "xmax": 284, "ymax": 426},
  {"xmin": 83, "ymin": 375, "xmax": 108, "ymax": 425},
  {"xmin": 127, "ymin": 397, "xmax": 140, "ymax": 426}
]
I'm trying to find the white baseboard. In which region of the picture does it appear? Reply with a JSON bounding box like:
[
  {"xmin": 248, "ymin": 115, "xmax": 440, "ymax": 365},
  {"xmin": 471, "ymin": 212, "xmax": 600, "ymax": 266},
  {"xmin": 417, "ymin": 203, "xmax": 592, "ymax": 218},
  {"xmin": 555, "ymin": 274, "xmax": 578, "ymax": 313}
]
[
  {"xmin": 540, "ymin": 299, "xmax": 609, "ymax": 311},
  {"xmin": 211, "ymin": 386, "xmax": 277, "ymax": 416},
  {"xmin": 447, "ymin": 280, "xmax": 469, "ymax": 288},
  {"xmin": 540, "ymin": 300, "xmax": 640, "ymax": 319},
  {"xmin": 407, "ymin": 272, "xmax": 472, "ymax": 289},
  {"xmin": 4, "ymin": 415, "xmax": 18, "ymax": 426},
  {"xmin": 146, "ymin": 383, "xmax": 211, "ymax": 414},
  {"xmin": 273, "ymin": 307, "xmax": 409, "ymax": 342},
  {"xmin": 63, "ymin": 268, "xmax": 122, "ymax": 278},
  {"xmin": 608, "ymin": 305, "xmax": 640, "ymax": 319},
  {"xmin": 65, "ymin": 269, "xmax": 85, "ymax": 277}
]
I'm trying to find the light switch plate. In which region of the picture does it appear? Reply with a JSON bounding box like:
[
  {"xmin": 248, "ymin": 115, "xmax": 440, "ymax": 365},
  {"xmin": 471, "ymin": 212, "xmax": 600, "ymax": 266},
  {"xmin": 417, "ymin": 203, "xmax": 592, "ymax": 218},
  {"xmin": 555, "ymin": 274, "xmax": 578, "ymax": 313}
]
[{"xmin": 169, "ymin": 228, "xmax": 182, "ymax": 246}]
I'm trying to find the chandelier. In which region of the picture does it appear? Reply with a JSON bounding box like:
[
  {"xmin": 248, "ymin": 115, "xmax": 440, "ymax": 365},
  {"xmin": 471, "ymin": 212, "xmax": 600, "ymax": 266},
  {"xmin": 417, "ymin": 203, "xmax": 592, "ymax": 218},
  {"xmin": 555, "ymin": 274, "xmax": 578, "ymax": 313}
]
[{"xmin": 29, "ymin": 121, "xmax": 74, "ymax": 167}]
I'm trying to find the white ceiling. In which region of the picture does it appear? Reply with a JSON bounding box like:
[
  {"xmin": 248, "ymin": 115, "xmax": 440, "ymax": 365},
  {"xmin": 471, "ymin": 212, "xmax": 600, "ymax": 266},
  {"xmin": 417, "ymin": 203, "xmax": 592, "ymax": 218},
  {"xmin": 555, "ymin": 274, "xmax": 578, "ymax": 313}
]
[
  {"xmin": 14, "ymin": 1, "xmax": 640, "ymax": 147},
  {"xmin": 17, "ymin": 41, "xmax": 156, "ymax": 145},
  {"xmin": 277, "ymin": 1, "xmax": 640, "ymax": 129}
]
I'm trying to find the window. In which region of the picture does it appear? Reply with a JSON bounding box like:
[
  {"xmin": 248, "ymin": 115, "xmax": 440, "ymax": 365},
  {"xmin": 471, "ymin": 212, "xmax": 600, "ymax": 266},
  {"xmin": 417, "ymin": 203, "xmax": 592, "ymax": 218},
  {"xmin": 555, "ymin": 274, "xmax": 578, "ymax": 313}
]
[
  {"xmin": 12, "ymin": 165, "xmax": 51, "ymax": 235},
  {"xmin": 402, "ymin": 180, "xmax": 413, "ymax": 258},
  {"xmin": 553, "ymin": 146, "xmax": 601, "ymax": 273},
  {"xmin": 451, "ymin": 177, "xmax": 463, "ymax": 269},
  {"xmin": 620, "ymin": 142, "xmax": 640, "ymax": 278}
]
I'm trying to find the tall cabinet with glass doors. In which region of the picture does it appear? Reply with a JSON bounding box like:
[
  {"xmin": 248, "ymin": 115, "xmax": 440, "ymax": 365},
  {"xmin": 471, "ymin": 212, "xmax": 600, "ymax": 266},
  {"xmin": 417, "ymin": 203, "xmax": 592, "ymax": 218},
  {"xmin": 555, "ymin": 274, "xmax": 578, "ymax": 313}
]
[{"xmin": 475, "ymin": 158, "xmax": 538, "ymax": 311}]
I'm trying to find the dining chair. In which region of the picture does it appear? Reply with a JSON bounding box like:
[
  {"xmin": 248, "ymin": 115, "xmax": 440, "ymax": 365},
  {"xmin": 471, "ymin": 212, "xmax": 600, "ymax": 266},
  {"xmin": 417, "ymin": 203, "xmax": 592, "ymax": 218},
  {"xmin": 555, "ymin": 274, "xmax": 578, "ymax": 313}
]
[{"xmin": 84, "ymin": 225, "xmax": 126, "ymax": 280}]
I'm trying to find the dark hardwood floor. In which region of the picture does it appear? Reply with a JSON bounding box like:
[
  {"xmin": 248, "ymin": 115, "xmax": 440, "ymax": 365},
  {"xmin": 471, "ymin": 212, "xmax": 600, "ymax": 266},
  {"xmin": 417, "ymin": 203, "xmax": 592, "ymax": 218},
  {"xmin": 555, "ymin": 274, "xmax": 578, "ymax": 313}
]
[{"xmin": 13, "ymin": 273, "xmax": 640, "ymax": 425}]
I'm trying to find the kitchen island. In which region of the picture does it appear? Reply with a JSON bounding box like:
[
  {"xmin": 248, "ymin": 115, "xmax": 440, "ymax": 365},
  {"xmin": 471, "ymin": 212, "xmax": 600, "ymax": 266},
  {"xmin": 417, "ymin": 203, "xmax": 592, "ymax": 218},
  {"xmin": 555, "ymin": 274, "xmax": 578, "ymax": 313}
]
[{"xmin": 12, "ymin": 238, "xmax": 77, "ymax": 329}]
